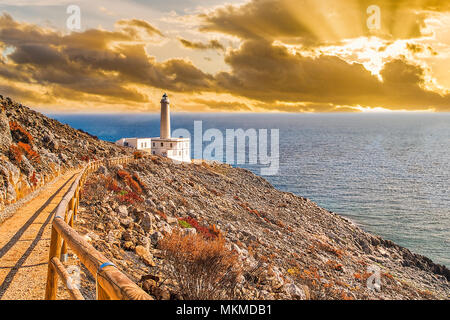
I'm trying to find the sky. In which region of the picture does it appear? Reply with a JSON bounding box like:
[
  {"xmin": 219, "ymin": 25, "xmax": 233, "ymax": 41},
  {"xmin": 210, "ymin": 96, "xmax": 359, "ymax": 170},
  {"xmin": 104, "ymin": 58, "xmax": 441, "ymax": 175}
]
[{"xmin": 0, "ymin": 0, "xmax": 449, "ymax": 113}]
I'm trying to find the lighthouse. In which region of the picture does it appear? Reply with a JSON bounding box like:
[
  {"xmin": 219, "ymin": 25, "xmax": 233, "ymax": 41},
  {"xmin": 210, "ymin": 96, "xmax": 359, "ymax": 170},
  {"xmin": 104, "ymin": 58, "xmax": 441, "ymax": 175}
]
[
  {"xmin": 115, "ymin": 93, "xmax": 191, "ymax": 163},
  {"xmin": 160, "ymin": 93, "xmax": 171, "ymax": 139}
]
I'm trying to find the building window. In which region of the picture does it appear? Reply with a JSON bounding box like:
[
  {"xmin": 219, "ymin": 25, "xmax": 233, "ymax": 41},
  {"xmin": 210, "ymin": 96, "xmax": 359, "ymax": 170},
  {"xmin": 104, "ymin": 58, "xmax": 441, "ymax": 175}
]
[
  {"xmin": 152, "ymin": 151, "xmax": 155, "ymax": 155},
  {"xmin": 170, "ymin": 143, "xmax": 173, "ymax": 148},
  {"xmin": 153, "ymin": 142, "xmax": 155, "ymax": 147},
  {"xmin": 161, "ymin": 142, "xmax": 164, "ymax": 147}
]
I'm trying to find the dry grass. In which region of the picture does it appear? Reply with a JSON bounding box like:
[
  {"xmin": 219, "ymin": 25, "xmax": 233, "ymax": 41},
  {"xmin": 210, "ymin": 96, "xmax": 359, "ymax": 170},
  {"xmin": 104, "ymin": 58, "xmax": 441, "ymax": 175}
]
[{"xmin": 159, "ymin": 231, "xmax": 242, "ymax": 300}]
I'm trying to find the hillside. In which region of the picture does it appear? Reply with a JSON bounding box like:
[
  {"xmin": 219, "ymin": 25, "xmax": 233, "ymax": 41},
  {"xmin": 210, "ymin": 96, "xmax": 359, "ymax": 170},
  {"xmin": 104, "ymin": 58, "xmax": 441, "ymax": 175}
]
[
  {"xmin": 0, "ymin": 95, "xmax": 130, "ymax": 219},
  {"xmin": 1, "ymin": 97, "xmax": 448, "ymax": 300},
  {"xmin": 76, "ymin": 157, "xmax": 449, "ymax": 300}
]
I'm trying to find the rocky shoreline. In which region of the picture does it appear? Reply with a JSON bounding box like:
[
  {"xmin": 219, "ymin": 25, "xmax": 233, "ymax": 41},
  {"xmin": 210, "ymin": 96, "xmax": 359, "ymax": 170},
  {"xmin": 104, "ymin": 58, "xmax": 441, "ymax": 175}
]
[
  {"xmin": 1, "ymin": 96, "xmax": 448, "ymax": 300},
  {"xmin": 75, "ymin": 157, "xmax": 449, "ymax": 300}
]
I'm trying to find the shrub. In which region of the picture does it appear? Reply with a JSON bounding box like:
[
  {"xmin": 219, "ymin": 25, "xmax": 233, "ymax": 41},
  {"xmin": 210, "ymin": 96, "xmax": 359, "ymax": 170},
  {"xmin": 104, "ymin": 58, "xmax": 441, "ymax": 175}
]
[
  {"xmin": 117, "ymin": 169, "xmax": 142, "ymax": 194},
  {"xmin": 159, "ymin": 231, "xmax": 241, "ymax": 300},
  {"xmin": 30, "ymin": 172, "xmax": 38, "ymax": 187},
  {"xmin": 178, "ymin": 219, "xmax": 192, "ymax": 229},
  {"xmin": 117, "ymin": 190, "xmax": 143, "ymax": 204},
  {"xmin": 105, "ymin": 176, "xmax": 121, "ymax": 192},
  {"xmin": 178, "ymin": 216, "xmax": 219, "ymax": 240},
  {"xmin": 134, "ymin": 151, "xmax": 144, "ymax": 159},
  {"xmin": 9, "ymin": 144, "xmax": 23, "ymax": 163},
  {"xmin": 18, "ymin": 142, "xmax": 40, "ymax": 163},
  {"xmin": 9, "ymin": 121, "xmax": 33, "ymax": 144},
  {"xmin": 154, "ymin": 210, "xmax": 167, "ymax": 221}
]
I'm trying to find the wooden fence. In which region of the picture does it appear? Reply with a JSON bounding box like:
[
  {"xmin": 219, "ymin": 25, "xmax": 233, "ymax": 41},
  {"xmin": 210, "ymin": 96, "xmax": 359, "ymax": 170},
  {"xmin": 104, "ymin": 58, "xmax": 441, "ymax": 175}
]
[{"xmin": 45, "ymin": 156, "xmax": 152, "ymax": 300}]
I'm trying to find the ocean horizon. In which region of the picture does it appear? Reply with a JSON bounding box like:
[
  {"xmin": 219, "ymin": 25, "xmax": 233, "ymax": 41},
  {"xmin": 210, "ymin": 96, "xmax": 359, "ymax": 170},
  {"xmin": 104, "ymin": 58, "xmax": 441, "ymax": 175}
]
[{"xmin": 48, "ymin": 112, "xmax": 450, "ymax": 267}]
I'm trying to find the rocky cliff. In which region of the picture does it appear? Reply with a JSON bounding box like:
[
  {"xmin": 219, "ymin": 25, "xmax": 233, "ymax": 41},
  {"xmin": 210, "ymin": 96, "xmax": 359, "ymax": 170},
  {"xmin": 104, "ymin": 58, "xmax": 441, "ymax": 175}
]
[
  {"xmin": 0, "ymin": 95, "xmax": 130, "ymax": 219},
  {"xmin": 1, "ymin": 96, "xmax": 448, "ymax": 300},
  {"xmin": 76, "ymin": 157, "xmax": 450, "ymax": 300}
]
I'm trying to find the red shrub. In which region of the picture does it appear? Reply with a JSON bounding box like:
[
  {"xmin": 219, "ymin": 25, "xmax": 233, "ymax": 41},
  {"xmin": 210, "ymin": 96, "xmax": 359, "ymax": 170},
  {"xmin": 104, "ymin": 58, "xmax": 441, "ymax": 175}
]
[
  {"xmin": 9, "ymin": 144, "xmax": 23, "ymax": 163},
  {"xmin": 154, "ymin": 210, "xmax": 167, "ymax": 221},
  {"xmin": 9, "ymin": 121, "xmax": 34, "ymax": 143},
  {"xmin": 179, "ymin": 216, "xmax": 219, "ymax": 240},
  {"xmin": 106, "ymin": 177, "xmax": 121, "ymax": 192},
  {"xmin": 18, "ymin": 142, "xmax": 40, "ymax": 163},
  {"xmin": 133, "ymin": 151, "xmax": 144, "ymax": 159},
  {"xmin": 117, "ymin": 191, "xmax": 143, "ymax": 204},
  {"xmin": 117, "ymin": 169, "xmax": 142, "ymax": 194},
  {"xmin": 30, "ymin": 172, "xmax": 38, "ymax": 187}
]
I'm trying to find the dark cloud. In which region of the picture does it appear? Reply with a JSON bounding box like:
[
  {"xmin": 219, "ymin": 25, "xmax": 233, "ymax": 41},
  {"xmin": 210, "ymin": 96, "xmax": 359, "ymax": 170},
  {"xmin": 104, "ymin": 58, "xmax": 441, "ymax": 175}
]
[
  {"xmin": 0, "ymin": 14, "xmax": 213, "ymax": 104},
  {"xmin": 215, "ymin": 40, "xmax": 450, "ymax": 111},
  {"xmin": 179, "ymin": 38, "xmax": 225, "ymax": 51}
]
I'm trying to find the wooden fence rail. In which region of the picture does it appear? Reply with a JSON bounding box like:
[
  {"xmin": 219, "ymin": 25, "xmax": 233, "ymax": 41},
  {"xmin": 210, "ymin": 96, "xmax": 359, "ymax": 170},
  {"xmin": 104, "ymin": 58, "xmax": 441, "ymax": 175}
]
[{"xmin": 45, "ymin": 156, "xmax": 152, "ymax": 300}]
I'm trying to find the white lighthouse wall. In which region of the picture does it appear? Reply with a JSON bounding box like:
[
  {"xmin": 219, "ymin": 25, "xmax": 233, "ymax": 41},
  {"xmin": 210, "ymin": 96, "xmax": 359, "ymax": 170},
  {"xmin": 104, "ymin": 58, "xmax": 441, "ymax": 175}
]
[
  {"xmin": 151, "ymin": 138, "xmax": 191, "ymax": 162},
  {"xmin": 116, "ymin": 138, "xmax": 152, "ymax": 151}
]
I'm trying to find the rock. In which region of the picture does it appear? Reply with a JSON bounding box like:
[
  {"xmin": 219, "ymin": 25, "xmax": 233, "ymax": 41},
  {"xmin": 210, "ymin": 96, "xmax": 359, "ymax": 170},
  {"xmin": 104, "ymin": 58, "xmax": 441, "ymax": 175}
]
[
  {"xmin": 120, "ymin": 217, "xmax": 133, "ymax": 228},
  {"xmin": 301, "ymin": 285, "xmax": 311, "ymax": 300},
  {"xmin": 166, "ymin": 216, "xmax": 178, "ymax": 225},
  {"xmin": 151, "ymin": 231, "xmax": 163, "ymax": 246},
  {"xmin": 122, "ymin": 230, "xmax": 133, "ymax": 242},
  {"xmin": 6, "ymin": 183, "xmax": 17, "ymax": 202},
  {"xmin": 152, "ymin": 287, "xmax": 171, "ymax": 300},
  {"xmin": 142, "ymin": 279, "xmax": 157, "ymax": 292},
  {"xmin": 145, "ymin": 199, "xmax": 156, "ymax": 208},
  {"xmin": 98, "ymin": 165, "xmax": 108, "ymax": 175},
  {"xmin": 137, "ymin": 235, "xmax": 150, "ymax": 249},
  {"xmin": 182, "ymin": 228, "xmax": 197, "ymax": 236},
  {"xmin": 49, "ymin": 139, "xmax": 59, "ymax": 151},
  {"xmin": 106, "ymin": 231, "xmax": 119, "ymax": 244},
  {"xmin": 258, "ymin": 290, "xmax": 275, "ymax": 300},
  {"xmin": 187, "ymin": 210, "xmax": 198, "ymax": 219},
  {"xmin": 135, "ymin": 245, "xmax": 156, "ymax": 267},
  {"xmin": 140, "ymin": 213, "xmax": 154, "ymax": 233},
  {"xmin": 0, "ymin": 109, "xmax": 12, "ymax": 151},
  {"xmin": 123, "ymin": 241, "xmax": 135, "ymax": 251},
  {"xmin": 95, "ymin": 223, "xmax": 105, "ymax": 231},
  {"xmin": 283, "ymin": 283, "xmax": 306, "ymax": 300},
  {"xmin": 117, "ymin": 205, "xmax": 128, "ymax": 218}
]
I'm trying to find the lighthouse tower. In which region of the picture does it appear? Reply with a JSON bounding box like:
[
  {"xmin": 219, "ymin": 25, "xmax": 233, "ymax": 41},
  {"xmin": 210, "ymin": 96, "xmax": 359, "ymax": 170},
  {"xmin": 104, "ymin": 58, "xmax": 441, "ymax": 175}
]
[
  {"xmin": 115, "ymin": 93, "xmax": 191, "ymax": 163},
  {"xmin": 160, "ymin": 93, "xmax": 171, "ymax": 139}
]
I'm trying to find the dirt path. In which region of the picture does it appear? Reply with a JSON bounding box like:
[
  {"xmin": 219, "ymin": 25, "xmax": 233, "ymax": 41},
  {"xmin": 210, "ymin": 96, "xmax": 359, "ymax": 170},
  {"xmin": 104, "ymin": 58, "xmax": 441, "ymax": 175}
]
[{"xmin": 0, "ymin": 170, "xmax": 80, "ymax": 300}]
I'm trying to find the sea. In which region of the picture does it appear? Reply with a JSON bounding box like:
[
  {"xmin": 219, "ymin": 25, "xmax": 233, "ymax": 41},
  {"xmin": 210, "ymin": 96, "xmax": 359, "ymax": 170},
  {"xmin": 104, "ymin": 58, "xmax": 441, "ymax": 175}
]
[{"xmin": 48, "ymin": 112, "xmax": 450, "ymax": 267}]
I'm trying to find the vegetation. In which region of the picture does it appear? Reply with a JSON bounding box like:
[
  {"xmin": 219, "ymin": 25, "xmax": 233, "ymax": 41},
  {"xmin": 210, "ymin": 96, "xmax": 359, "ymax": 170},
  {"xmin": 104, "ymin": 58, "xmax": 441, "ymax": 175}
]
[
  {"xmin": 178, "ymin": 216, "xmax": 220, "ymax": 240},
  {"xmin": 9, "ymin": 121, "xmax": 33, "ymax": 144},
  {"xmin": 159, "ymin": 231, "xmax": 241, "ymax": 300}
]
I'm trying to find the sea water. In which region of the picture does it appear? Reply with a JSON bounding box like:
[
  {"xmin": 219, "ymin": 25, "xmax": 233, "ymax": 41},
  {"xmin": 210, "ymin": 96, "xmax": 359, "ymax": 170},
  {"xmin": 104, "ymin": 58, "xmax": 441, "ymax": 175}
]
[{"xmin": 49, "ymin": 112, "xmax": 450, "ymax": 267}]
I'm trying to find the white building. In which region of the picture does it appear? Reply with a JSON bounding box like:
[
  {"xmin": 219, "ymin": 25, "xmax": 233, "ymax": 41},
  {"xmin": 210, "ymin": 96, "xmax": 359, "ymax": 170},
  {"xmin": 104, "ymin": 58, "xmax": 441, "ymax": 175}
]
[
  {"xmin": 116, "ymin": 94, "xmax": 191, "ymax": 163},
  {"xmin": 115, "ymin": 138, "xmax": 152, "ymax": 151}
]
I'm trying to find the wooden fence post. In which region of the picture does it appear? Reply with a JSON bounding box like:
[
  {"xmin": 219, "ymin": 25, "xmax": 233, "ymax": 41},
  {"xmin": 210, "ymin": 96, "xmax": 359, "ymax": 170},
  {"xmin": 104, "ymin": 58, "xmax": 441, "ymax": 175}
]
[{"xmin": 45, "ymin": 225, "xmax": 63, "ymax": 300}]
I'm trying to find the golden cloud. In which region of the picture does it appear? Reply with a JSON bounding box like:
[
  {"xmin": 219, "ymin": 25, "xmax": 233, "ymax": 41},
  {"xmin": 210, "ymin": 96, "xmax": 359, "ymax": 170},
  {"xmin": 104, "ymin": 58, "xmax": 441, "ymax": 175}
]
[
  {"xmin": 0, "ymin": 14, "xmax": 214, "ymax": 106},
  {"xmin": 0, "ymin": 10, "xmax": 449, "ymax": 113},
  {"xmin": 215, "ymin": 40, "xmax": 450, "ymax": 111},
  {"xmin": 200, "ymin": 0, "xmax": 450, "ymax": 44},
  {"xmin": 179, "ymin": 38, "xmax": 225, "ymax": 51}
]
